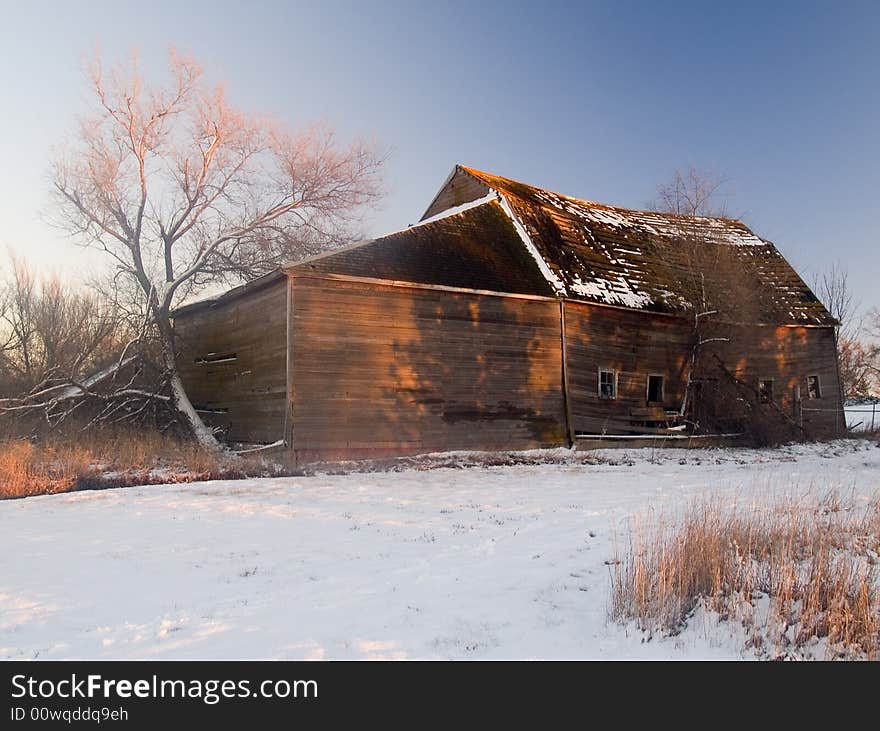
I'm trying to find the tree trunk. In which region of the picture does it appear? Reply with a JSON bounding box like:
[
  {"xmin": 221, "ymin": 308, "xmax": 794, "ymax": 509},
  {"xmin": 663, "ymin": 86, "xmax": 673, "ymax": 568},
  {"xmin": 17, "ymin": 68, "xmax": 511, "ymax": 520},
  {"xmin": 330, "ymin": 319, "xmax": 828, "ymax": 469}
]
[{"xmin": 156, "ymin": 309, "xmax": 222, "ymax": 451}]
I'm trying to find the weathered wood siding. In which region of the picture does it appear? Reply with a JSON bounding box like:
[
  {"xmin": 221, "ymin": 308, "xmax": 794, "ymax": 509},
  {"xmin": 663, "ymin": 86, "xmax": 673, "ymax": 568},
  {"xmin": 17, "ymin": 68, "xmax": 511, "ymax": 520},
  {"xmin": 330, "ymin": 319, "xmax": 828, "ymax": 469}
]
[
  {"xmin": 171, "ymin": 269, "xmax": 842, "ymax": 456},
  {"xmin": 563, "ymin": 301, "xmax": 692, "ymax": 435},
  {"xmin": 288, "ymin": 273, "xmax": 567, "ymax": 462},
  {"xmin": 421, "ymin": 167, "xmax": 491, "ymax": 220},
  {"xmin": 702, "ymin": 323, "xmax": 844, "ymax": 438},
  {"xmin": 563, "ymin": 299, "xmax": 844, "ymax": 438},
  {"xmin": 174, "ymin": 278, "xmax": 287, "ymax": 443}
]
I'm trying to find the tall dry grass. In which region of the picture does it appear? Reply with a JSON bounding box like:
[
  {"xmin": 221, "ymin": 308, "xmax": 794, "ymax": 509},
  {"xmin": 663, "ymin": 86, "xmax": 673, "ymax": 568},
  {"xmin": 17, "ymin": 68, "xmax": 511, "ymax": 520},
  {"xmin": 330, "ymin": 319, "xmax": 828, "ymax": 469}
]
[
  {"xmin": 0, "ymin": 429, "xmax": 285, "ymax": 499},
  {"xmin": 610, "ymin": 491, "xmax": 880, "ymax": 659},
  {"xmin": 0, "ymin": 441, "xmax": 93, "ymax": 498}
]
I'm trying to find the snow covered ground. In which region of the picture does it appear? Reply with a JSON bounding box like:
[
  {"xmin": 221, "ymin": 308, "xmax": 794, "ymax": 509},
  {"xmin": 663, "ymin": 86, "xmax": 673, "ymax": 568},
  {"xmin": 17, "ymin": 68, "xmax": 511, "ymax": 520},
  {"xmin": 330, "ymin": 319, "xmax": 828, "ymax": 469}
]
[{"xmin": 1, "ymin": 440, "xmax": 877, "ymax": 660}]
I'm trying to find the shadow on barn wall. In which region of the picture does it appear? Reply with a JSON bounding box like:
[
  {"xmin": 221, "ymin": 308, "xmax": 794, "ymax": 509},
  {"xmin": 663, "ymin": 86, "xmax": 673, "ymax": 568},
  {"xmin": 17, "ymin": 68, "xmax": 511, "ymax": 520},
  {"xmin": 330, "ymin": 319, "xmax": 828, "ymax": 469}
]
[{"xmin": 288, "ymin": 274, "xmax": 566, "ymax": 462}]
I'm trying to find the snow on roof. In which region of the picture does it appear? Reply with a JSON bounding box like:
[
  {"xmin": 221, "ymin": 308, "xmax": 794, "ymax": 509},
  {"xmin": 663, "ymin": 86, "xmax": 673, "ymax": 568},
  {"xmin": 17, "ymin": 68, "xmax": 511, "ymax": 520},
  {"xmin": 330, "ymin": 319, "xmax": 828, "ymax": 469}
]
[
  {"xmin": 529, "ymin": 188, "xmax": 768, "ymax": 247},
  {"xmin": 436, "ymin": 166, "xmax": 835, "ymax": 326},
  {"xmin": 174, "ymin": 166, "xmax": 836, "ymax": 328}
]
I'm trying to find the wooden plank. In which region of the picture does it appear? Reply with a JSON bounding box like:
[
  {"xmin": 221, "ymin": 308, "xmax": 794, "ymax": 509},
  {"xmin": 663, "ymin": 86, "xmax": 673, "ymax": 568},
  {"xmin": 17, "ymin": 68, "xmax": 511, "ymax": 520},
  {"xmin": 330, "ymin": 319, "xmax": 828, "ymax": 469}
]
[
  {"xmin": 173, "ymin": 264, "xmax": 844, "ymax": 453},
  {"xmin": 286, "ymin": 271, "xmax": 558, "ymax": 303},
  {"xmin": 285, "ymin": 277, "xmax": 295, "ymax": 452},
  {"xmin": 420, "ymin": 167, "xmax": 491, "ymax": 220},
  {"xmin": 563, "ymin": 300, "xmax": 843, "ymax": 439},
  {"xmin": 174, "ymin": 277, "xmax": 288, "ymax": 444},
  {"xmin": 288, "ymin": 273, "xmax": 567, "ymax": 460},
  {"xmin": 559, "ymin": 300, "xmax": 574, "ymax": 447}
]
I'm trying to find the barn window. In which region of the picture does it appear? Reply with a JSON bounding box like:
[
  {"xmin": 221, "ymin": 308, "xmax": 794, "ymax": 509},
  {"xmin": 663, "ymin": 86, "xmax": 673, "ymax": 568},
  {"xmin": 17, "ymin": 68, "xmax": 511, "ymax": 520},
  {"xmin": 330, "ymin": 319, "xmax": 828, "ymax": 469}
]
[
  {"xmin": 647, "ymin": 375, "xmax": 664, "ymax": 404},
  {"xmin": 599, "ymin": 369, "xmax": 617, "ymax": 399},
  {"xmin": 758, "ymin": 379, "xmax": 774, "ymax": 403},
  {"xmin": 806, "ymin": 375, "xmax": 822, "ymax": 399}
]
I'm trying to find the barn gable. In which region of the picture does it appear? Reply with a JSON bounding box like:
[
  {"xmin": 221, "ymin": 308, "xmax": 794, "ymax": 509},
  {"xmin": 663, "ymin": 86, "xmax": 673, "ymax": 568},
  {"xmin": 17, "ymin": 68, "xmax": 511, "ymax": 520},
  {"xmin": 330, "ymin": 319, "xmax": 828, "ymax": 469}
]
[
  {"xmin": 422, "ymin": 165, "xmax": 835, "ymax": 326},
  {"xmin": 292, "ymin": 196, "xmax": 555, "ymax": 297}
]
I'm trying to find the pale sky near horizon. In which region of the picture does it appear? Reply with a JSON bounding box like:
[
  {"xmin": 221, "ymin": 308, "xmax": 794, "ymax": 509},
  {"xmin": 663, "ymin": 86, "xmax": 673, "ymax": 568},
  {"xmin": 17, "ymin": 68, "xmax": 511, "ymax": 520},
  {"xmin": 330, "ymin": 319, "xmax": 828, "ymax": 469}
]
[{"xmin": 0, "ymin": 0, "xmax": 877, "ymax": 314}]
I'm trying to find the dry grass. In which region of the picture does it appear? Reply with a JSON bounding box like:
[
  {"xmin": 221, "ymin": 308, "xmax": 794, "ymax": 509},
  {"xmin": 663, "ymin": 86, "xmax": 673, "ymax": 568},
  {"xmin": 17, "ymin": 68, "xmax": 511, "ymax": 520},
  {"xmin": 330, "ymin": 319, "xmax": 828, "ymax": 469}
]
[
  {"xmin": 0, "ymin": 430, "xmax": 286, "ymax": 499},
  {"xmin": 609, "ymin": 490, "xmax": 880, "ymax": 659},
  {"xmin": 0, "ymin": 441, "xmax": 93, "ymax": 498},
  {"xmin": 0, "ymin": 436, "xmax": 619, "ymax": 499}
]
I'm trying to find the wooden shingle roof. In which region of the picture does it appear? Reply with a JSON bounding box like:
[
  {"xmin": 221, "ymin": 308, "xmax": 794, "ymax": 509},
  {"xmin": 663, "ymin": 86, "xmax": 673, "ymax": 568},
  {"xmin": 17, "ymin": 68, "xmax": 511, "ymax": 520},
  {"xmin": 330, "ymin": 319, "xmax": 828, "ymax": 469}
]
[
  {"xmin": 422, "ymin": 166, "xmax": 835, "ymax": 326},
  {"xmin": 184, "ymin": 166, "xmax": 835, "ymax": 329}
]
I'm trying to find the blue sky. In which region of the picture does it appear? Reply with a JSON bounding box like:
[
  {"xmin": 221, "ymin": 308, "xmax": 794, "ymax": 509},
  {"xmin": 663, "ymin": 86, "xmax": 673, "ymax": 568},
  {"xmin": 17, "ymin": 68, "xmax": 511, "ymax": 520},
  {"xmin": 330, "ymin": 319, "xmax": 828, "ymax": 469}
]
[{"xmin": 0, "ymin": 0, "xmax": 877, "ymax": 311}]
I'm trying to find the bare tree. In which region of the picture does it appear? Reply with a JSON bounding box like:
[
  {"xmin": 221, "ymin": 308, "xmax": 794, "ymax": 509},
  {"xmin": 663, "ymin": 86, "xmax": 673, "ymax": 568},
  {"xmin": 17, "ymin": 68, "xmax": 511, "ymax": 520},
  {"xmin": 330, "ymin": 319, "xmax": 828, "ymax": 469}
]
[
  {"xmin": 852, "ymin": 308, "xmax": 880, "ymax": 398},
  {"xmin": 651, "ymin": 167, "xmax": 742, "ymax": 430},
  {"xmin": 50, "ymin": 51, "xmax": 383, "ymax": 447},
  {"xmin": 0, "ymin": 267, "xmax": 12, "ymax": 380},
  {"xmin": 650, "ymin": 166, "xmax": 758, "ymax": 325},
  {"xmin": 837, "ymin": 337, "xmax": 878, "ymax": 400},
  {"xmin": 0, "ymin": 254, "xmax": 121, "ymax": 397},
  {"xmin": 810, "ymin": 264, "xmax": 880, "ymax": 401},
  {"xmin": 651, "ymin": 165, "xmax": 730, "ymax": 218},
  {"xmin": 0, "ymin": 254, "xmax": 146, "ymax": 442},
  {"xmin": 651, "ymin": 167, "xmax": 798, "ymax": 442},
  {"xmin": 812, "ymin": 263, "xmax": 860, "ymax": 339}
]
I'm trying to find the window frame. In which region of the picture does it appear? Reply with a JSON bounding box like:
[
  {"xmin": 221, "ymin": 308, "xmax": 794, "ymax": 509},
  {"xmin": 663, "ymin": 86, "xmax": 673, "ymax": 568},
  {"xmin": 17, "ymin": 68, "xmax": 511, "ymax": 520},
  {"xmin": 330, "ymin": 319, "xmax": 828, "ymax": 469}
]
[
  {"xmin": 598, "ymin": 368, "xmax": 618, "ymax": 400},
  {"xmin": 806, "ymin": 374, "xmax": 822, "ymax": 400}
]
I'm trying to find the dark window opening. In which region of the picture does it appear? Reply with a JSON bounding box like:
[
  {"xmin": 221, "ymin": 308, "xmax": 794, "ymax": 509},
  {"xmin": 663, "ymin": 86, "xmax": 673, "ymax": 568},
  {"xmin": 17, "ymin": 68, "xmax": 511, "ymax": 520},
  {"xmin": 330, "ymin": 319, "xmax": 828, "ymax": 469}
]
[
  {"xmin": 806, "ymin": 375, "xmax": 822, "ymax": 399},
  {"xmin": 599, "ymin": 369, "xmax": 617, "ymax": 399},
  {"xmin": 195, "ymin": 352, "xmax": 238, "ymax": 365},
  {"xmin": 647, "ymin": 375, "xmax": 664, "ymax": 404},
  {"xmin": 758, "ymin": 379, "xmax": 774, "ymax": 404}
]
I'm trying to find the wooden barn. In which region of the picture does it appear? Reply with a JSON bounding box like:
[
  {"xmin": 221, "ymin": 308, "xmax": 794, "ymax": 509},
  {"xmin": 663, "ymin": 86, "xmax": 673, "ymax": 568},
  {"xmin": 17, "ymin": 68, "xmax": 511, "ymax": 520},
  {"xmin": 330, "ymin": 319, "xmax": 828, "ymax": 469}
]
[{"xmin": 172, "ymin": 166, "xmax": 845, "ymax": 462}]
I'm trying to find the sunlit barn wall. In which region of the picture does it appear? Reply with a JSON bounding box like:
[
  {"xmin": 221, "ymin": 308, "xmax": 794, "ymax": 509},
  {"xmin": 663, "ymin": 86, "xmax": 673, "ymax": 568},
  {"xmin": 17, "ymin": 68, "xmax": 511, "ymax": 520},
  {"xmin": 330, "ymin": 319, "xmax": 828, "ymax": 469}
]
[
  {"xmin": 171, "ymin": 273, "xmax": 844, "ymax": 459},
  {"xmin": 701, "ymin": 323, "xmax": 845, "ymax": 436},
  {"xmin": 287, "ymin": 273, "xmax": 567, "ymax": 462},
  {"xmin": 562, "ymin": 302, "xmax": 693, "ymax": 435}
]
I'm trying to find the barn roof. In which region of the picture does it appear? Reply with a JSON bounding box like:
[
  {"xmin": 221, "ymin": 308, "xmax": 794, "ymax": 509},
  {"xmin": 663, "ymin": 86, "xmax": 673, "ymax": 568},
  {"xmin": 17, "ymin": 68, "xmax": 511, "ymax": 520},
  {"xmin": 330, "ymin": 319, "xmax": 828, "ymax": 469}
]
[
  {"xmin": 421, "ymin": 166, "xmax": 835, "ymax": 326},
  {"xmin": 171, "ymin": 269, "xmax": 286, "ymax": 318},
  {"xmin": 177, "ymin": 165, "xmax": 835, "ymax": 328},
  {"xmin": 287, "ymin": 195, "xmax": 556, "ymax": 297},
  {"xmin": 174, "ymin": 197, "xmax": 557, "ymax": 318}
]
